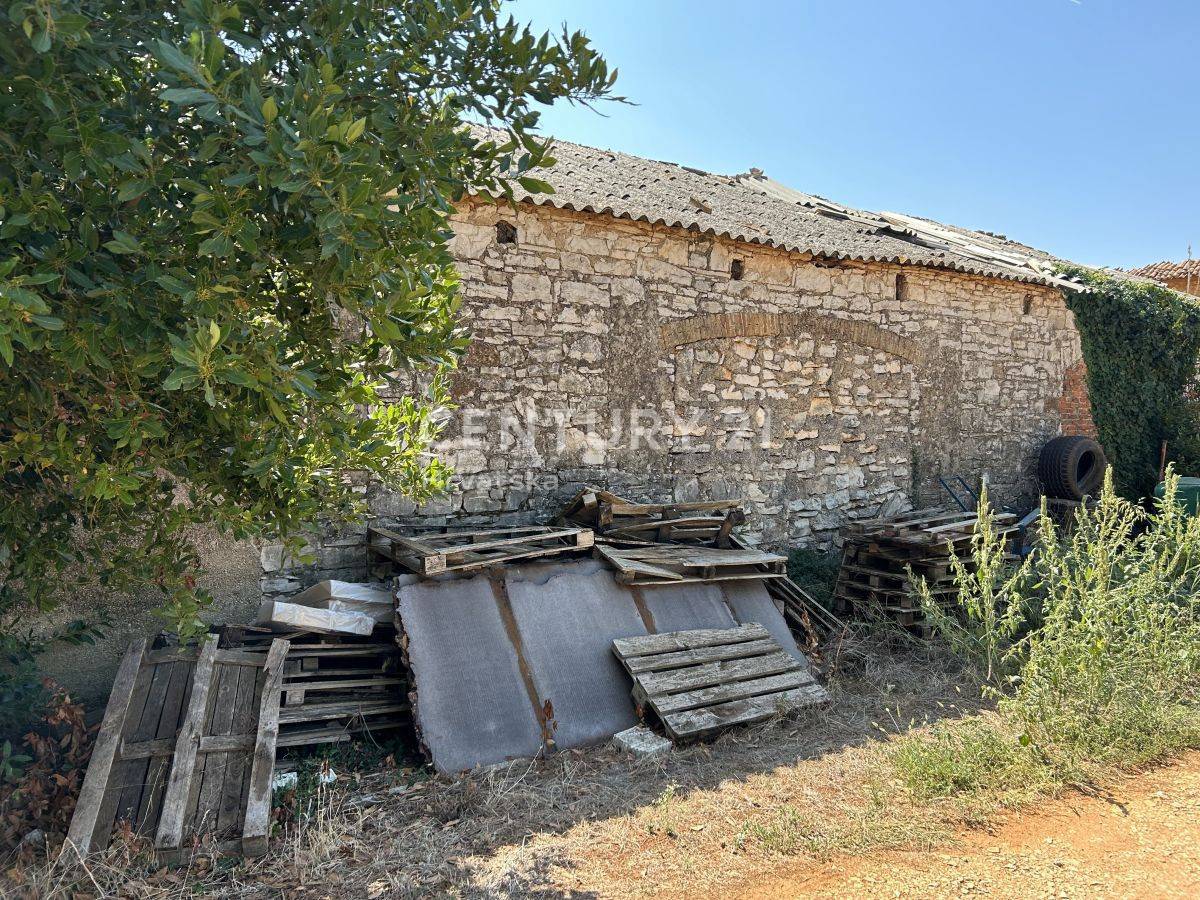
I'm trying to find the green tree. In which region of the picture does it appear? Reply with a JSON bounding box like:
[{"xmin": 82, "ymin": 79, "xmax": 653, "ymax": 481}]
[{"xmin": 0, "ymin": 0, "xmax": 616, "ymax": 724}]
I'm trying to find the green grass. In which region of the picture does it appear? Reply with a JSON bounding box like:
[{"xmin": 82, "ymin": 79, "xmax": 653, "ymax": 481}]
[{"xmin": 888, "ymin": 718, "xmax": 1054, "ymax": 805}]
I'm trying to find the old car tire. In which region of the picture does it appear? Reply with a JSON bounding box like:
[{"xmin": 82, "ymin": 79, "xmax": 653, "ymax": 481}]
[{"xmin": 1038, "ymin": 435, "xmax": 1106, "ymax": 500}]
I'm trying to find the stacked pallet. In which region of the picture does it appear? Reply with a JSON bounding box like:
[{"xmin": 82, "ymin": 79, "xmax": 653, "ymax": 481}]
[
  {"xmin": 219, "ymin": 625, "xmax": 407, "ymax": 748},
  {"xmin": 834, "ymin": 508, "xmax": 1018, "ymax": 632}
]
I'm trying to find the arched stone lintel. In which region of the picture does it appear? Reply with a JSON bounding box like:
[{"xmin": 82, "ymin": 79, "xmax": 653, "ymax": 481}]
[{"xmin": 659, "ymin": 310, "xmax": 927, "ymax": 364}]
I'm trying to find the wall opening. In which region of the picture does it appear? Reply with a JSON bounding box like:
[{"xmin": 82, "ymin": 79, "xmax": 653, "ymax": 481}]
[
  {"xmin": 496, "ymin": 221, "xmax": 517, "ymax": 245},
  {"xmin": 1022, "ymin": 294, "xmax": 1033, "ymax": 315},
  {"xmin": 730, "ymin": 259, "xmax": 745, "ymax": 281}
]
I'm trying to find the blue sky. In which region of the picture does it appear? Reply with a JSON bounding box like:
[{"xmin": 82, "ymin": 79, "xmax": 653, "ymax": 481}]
[{"xmin": 508, "ymin": 0, "xmax": 1198, "ymax": 269}]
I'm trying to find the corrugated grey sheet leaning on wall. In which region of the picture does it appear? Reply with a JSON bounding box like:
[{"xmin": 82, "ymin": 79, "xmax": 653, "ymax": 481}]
[{"xmin": 396, "ymin": 559, "xmax": 813, "ymax": 774}]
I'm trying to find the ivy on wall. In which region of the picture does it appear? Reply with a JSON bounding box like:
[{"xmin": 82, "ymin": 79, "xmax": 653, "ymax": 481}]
[{"xmin": 1059, "ymin": 266, "xmax": 1200, "ymax": 499}]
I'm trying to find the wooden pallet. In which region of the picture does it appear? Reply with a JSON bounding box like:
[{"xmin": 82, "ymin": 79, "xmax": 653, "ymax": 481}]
[
  {"xmin": 596, "ymin": 544, "xmax": 786, "ymax": 585},
  {"xmin": 217, "ymin": 626, "xmax": 408, "ymax": 747},
  {"xmin": 368, "ymin": 525, "xmax": 593, "ymax": 575},
  {"xmin": 611, "ymin": 624, "xmax": 829, "ymax": 741},
  {"xmin": 65, "ymin": 635, "xmax": 288, "ymax": 862}
]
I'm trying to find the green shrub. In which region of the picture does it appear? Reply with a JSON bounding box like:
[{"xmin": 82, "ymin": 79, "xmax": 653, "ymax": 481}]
[
  {"xmin": 905, "ymin": 469, "xmax": 1200, "ymax": 796},
  {"xmin": 1010, "ymin": 469, "xmax": 1200, "ymax": 772},
  {"xmin": 786, "ymin": 547, "xmax": 841, "ymax": 610},
  {"xmin": 1059, "ymin": 267, "xmax": 1200, "ymax": 498}
]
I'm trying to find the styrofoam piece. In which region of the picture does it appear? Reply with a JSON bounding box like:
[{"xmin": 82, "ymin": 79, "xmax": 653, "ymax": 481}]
[
  {"xmin": 290, "ymin": 579, "xmax": 393, "ymax": 606},
  {"xmin": 289, "ymin": 579, "xmax": 394, "ymax": 622},
  {"xmin": 638, "ymin": 582, "xmax": 738, "ymax": 633},
  {"xmin": 397, "ymin": 575, "xmax": 544, "ymax": 774},
  {"xmin": 613, "ymin": 725, "xmax": 672, "ymax": 757},
  {"xmin": 503, "ymin": 560, "xmax": 644, "ymax": 750},
  {"xmin": 720, "ymin": 581, "xmax": 809, "ymax": 667},
  {"xmin": 255, "ymin": 600, "xmax": 375, "ymax": 636}
]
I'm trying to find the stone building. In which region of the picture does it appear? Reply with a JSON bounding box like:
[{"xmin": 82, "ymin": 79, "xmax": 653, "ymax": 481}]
[
  {"xmin": 261, "ymin": 135, "xmax": 1095, "ymax": 598},
  {"xmin": 45, "ymin": 135, "xmax": 1099, "ymax": 697}
]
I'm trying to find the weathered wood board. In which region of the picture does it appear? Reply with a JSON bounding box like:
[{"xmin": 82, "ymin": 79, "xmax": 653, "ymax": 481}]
[
  {"xmin": 611, "ymin": 624, "xmax": 828, "ymax": 741},
  {"xmin": 596, "ymin": 544, "xmax": 787, "ymax": 585}
]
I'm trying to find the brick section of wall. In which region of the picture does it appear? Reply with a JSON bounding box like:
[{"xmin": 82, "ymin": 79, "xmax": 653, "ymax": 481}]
[
  {"xmin": 1058, "ymin": 359, "xmax": 1097, "ymax": 438},
  {"xmin": 261, "ymin": 199, "xmax": 1087, "ymax": 599}
]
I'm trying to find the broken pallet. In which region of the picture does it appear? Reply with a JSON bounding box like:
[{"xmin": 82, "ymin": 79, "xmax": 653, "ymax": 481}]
[
  {"xmin": 64, "ymin": 635, "xmax": 288, "ymax": 862},
  {"xmin": 611, "ymin": 624, "xmax": 828, "ymax": 741},
  {"xmin": 595, "ymin": 543, "xmax": 786, "ymax": 585}
]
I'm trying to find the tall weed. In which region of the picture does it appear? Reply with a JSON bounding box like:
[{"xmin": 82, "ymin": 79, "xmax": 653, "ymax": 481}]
[{"xmin": 902, "ymin": 469, "xmax": 1200, "ymax": 796}]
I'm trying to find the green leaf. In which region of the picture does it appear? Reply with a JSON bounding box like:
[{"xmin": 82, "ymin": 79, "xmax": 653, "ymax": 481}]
[
  {"xmin": 261, "ymin": 96, "xmax": 278, "ymax": 123},
  {"xmin": 154, "ymin": 39, "xmax": 198, "ymax": 75},
  {"xmin": 117, "ymin": 180, "xmax": 149, "ymax": 202},
  {"xmin": 345, "ymin": 117, "xmax": 366, "ymax": 142},
  {"xmin": 516, "ymin": 176, "xmax": 555, "ymax": 194},
  {"xmin": 160, "ymin": 87, "xmax": 217, "ymax": 105}
]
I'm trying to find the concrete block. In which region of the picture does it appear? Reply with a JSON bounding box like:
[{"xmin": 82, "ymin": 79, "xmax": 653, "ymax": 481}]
[{"xmin": 613, "ymin": 726, "xmax": 672, "ymax": 758}]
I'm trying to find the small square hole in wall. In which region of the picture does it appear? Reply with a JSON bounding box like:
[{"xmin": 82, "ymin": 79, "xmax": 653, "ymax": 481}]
[
  {"xmin": 496, "ymin": 221, "xmax": 517, "ymax": 245},
  {"xmin": 1022, "ymin": 294, "xmax": 1033, "ymax": 315},
  {"xmin": 730, "ymin": 259, "xmax": 745, "ymax": 280}
]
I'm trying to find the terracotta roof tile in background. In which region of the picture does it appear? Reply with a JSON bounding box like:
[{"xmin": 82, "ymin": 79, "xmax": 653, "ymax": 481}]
[{"xmin": 1127, "ymin": 259, "xmax": 1200, "ymax": 283}]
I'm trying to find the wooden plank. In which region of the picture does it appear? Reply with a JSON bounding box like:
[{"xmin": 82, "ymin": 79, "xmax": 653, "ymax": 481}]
[
  {"xmin": 213, "ymin": 649, "xmax": 272, "ymax": 667},
  {"xmin": 596, "ymin": 546, "xmax": 684, "ymax": 581},
  {"xmin": 607, "ymin": 499, "xmax": 742, "ymax": 517},
  {"xmin": 110, "ymin": 653, "xmax": 176, "ymax": 831},
  {"xmin": 279, "ymin": 676, "xmax": 402, "ymax": 692},
  {"xmin": 133, "ymin": 660, "xmax": 193, "ymax": 836},
  {"xmin": 653, "ymin": 670, "xmax": 817, "ymax": 714},
  {"xmin": 636, "ymin": 651, "xmax": 800, "ymax": 698},
  {"xmin": 191, "ymin": 661, "xmax": 241, "ymax": 837},
  {"xmin": 154, "ymin": 634, "xmax": 219, "ymax": 854},
  {"xmin": 122, "ymin": 733, "xmax": 257, "ymax": 760},
  {"xmin": 277, "ymin": 700, "xmax": 408, "ymax": 724},
  {"xmin": 623, "ymin": 638, "xmax": 780, "ymax": 674},
  {"xmin": 219, "ymin": 665, "xmax": 261, "ymax": 833},
  {"xmin": 621, "ymin": 571, "xmax": 783, "ymax": 586},
  {"xmin": 145, "ymin": 647, "xmax": 202, "ymax": 666},
  {"xmin": 63, "ymin": 639, "xmax": 148, "ymax": 858},
  {"xmin": 613, "ymin": 624, "xmax": 769, "ymax": 659},
  {"xmin": 662, "ymin": 683, "xmax": 829, "ymax": 740},
  {"xmin": 604, "ymin": 546, "xmax": 786, "ymax": 567},
  {"xmin": 242, "ymin": 638, "xmax": 290, "ymax": 857}
]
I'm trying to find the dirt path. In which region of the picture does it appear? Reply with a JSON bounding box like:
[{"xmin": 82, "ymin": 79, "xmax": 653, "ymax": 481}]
[{"xmin": 737, "ymin": 751, "xmax": 1200, "ymax": 899}]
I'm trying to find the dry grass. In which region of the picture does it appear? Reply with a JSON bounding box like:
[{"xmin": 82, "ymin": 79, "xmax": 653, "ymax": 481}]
[{"xmin": 2, "ymin": 630, "xmax": 988, "ymax": 899}]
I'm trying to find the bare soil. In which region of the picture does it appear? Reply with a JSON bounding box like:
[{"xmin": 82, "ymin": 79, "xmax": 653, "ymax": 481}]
[{"xmin": 739, "ymin": 750, "xmax": 1200, "ymax": 899}]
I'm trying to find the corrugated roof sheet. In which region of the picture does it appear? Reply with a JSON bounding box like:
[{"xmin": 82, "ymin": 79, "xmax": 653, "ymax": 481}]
[
  {"xmin": 473, "ymin": 127, "xmax": 1084, "ymax": 292},
  {"xmin": 1127, "ymin": 259, "xmax": 1200, "ymax": 283}
]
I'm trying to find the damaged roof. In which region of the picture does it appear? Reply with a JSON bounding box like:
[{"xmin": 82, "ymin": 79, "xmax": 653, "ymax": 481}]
[{"xmin": 475, "ymin": 127, "xmax": 1084, "ymax": 292}]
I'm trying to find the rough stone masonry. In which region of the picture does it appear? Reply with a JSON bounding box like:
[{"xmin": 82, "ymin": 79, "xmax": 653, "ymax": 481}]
[{"xmin": 259, "ymin": 196, "xmax": 1090, "ymax": 600}]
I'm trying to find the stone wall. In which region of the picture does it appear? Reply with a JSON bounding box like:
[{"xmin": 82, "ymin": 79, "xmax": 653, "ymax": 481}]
[{"xmin": 262, "ymin": 197, "xmax": 1086, "ymax": 599}]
